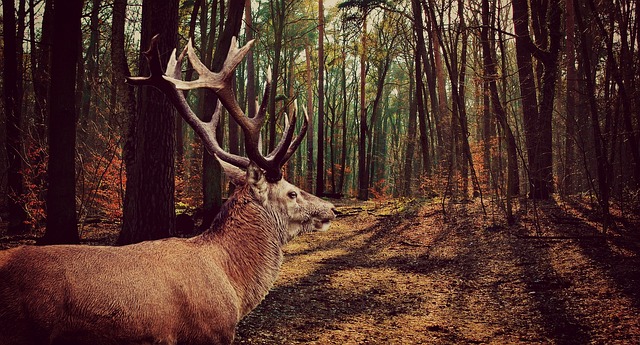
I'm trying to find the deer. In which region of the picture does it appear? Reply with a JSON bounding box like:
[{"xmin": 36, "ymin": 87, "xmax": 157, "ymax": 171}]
[{"xmin": 0, "ymin": 35, "xmax": 336, "ymax": 345}]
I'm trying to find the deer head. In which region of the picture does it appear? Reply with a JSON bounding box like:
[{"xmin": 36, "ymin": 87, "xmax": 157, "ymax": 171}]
[{"xmin": 127, "ymin": 35, "xmax": 335, "ymax": 241}]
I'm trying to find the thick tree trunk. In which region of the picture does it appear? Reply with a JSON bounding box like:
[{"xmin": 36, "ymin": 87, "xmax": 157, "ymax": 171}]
[
  {"xmin": 119, "ymin": 0, "xmax": 179, "ymax": 244},
  {"xmin": 512, "ymin": 0, "xmax": 551, "ymax": 199},
  {"xmin": 41, "ymin": 0, "xmax": 84, "ymax": 244}
]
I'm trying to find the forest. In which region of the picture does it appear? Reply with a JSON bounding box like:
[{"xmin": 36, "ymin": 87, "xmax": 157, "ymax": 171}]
[{"xmin": 1, "ymin": 0, "xmax": 640, "ymax": 343}]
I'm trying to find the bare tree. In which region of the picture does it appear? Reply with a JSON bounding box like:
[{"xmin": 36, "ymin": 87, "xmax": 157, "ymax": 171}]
[{"xmin": 511, "ymin": 0, "xmax": 561, "ymax": 199}]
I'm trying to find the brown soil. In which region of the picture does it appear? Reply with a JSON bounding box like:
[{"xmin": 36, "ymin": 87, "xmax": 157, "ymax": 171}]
[{"xmin": 235, "ymin": 197, "xmax": 640, "ymax": 344}]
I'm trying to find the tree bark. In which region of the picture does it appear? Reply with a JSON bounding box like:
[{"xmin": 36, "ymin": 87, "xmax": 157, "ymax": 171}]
[
  {"xmin": 357, "ymin": 15, "xmax": 369, "ymax": 201},
  {"xmin": 482, "ymin": 0, "xmax": 518, "ymax": 222},
  {"xmin": 563, "ymin": 0, "xmax": 577, "ymax": 195},
  {"xmin": 316, "ymin": 0, "xmax": 326, "ymax": 196},
  {"xmin": 3, "ymin": 0, "xmax": 28, "ymax": 234},
  {"xmin": 245, "ymin": 0, "xmax": 256, "ymax": 120},
  {"xmin": 119, "ymin": 0, "xmax": 179, "ymax": 244},
  {"xmin": 268, "ymin": 0, "xmax": 285, "ymax": 153},
  {"xmin": 512, "ymin": 0, "xmax": 541, "ymax": 198},
  {"xmin": 305, "ymin": 44, "xmax": 315, "ymax": 192},
  {"xmin": 41, "ymin": 0, "xmax": 84, "ymax": 244},
  {"xmin": 404, "ymin": 60, "xmax": 418, "ymax": 196},
  {"xmin": 412, "ymin": 0, "xmax": 432, "ymax": 176},
  {"xmin": 574, "ymin": 0, "xmax": 611, "ymax": 230}
]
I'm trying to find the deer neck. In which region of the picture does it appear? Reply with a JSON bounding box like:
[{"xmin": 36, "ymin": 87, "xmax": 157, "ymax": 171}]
[{"xmin": 196, "ymin": 190, "xmax": 286, "ymax": 318}]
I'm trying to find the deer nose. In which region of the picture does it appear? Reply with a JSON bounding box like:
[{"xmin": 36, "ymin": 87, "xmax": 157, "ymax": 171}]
[{"xmin": 331, "ymin": 208, "xmax": 340, "ymax": 218}]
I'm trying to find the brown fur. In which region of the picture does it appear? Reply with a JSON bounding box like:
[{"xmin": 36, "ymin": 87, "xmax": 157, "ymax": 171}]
[{"xmin": 0, "ymin": 165, "xmax": 334, "ymax": 345}]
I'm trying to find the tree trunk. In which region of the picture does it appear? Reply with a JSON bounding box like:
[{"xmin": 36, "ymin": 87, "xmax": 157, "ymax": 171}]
[
  {"xmin": 41, "ymin": 0, "xmax": 84, "ymax": 244},
  {"xmin": 111, "ymin": 0, "xmax": 136, "ymax": 230},
  {"xmin": 482, "ymin": 0, "xmax": 518, "ymax": 222},
  {"xmin": 3, "ymin": 0, "xmax": 28, "ymax": 234},
  {"xmin": 357, "ymin": 16, "xmax": 369, "ymax": 201},
  {"xmin": 119, "ymin": 0, "xmax": 178, "ymax": 244},
  {"xmin": 512, "ymin": 0, "xmax": 558, "ymax": 199},
  {"xmin": 338, "ymin": 34, "xmax": 348, "ymax": 195},
  {"xmin": 316, "ymin": 0, "xmax": 326, "ymax": 196},
  {"xmin": 412, "ymin": 0, "xmax": 432, "ymax": 176},
  {"xmin": 432, "ymin": 23, "xmax": 448, "ymax": 162},
  {"xmin": 512, "ymin": 0, "xmax": 542, "ymax": 199},
  {"xmin": 245, "ymin": 0, "xmax": 256, "ymax": 120},
  {"xmin": 79, "ymin": 0, "xmax": 102, "ymax": 134},
  {"xmin": 199, "ymin": 0, "xmax": 245, "ymax": 232},
  {"xmin": 305, "ymin": 44, "xmax": 315, "ymax": 192},
  {"xmin": 564, "ymin": 0, "xmax": 577, "ymax": 195},
  {"xmin": 574, "ymin": 0, "xmax": 611, "ymax": 230},
  {"xmin": 268, "ymin": 0, "xmax": 285, "ymax": 153},
  {"xmin": 404, "ymin": 62, "xmax": 417, "ymax": 196}
]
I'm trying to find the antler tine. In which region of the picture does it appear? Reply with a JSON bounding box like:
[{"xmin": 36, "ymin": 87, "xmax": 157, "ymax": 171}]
[
  {"xmin": 265, "ymin": 105, "xmax": 297, "ymax": 165},
  {"xmin": 163, "ymin": 37, "xmax": 278, "ymax": 175},
  {"xmin": 126, "ymin": 36, "xmax": 213, "ymax": 151},
  {"xmin": 164, "ymin": 37, "xmax": 255, "ymax": 133},
  {"xmin": 127, "ymin": 36, "xmax": 251, "ymax": 170},
  {"xmin": 130, "ymin": 35, "xmax": 308, "ymax": 182},
  {"xmin": 266, "ymin": 99, "xmax": 296, "ymax": 160},
  {"xmin": 282, "ymin": 102, "xmax": 309, "ymax": 163}
]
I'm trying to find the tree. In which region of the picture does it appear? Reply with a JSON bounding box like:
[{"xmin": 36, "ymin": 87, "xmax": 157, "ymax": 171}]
[
  {"xmin": 119, "ymin": 0, "xmax": 179, "ymax": 244},
  {"xmin": 111, "ymin": 0, "xmax": 136, "ymax": 157},
  {"xmin": 511, "ymin": 0, "xmax": 561, "ymax": 199},
  {"xmin": 481, "ymin": 0, "xmax": 519, "ymax": 223},
  {"xmin": 3, "ymin": 0, "xmax": 27, "ymax": 234},
  {"xmin": 40, "ymin": 0, "xmax": 84, "ymax": 244},
  {"xmin": 198, "ymin": 0, "xmax": 246, "ymax": 231},
  {"xmin": 316, "ymin": 0, "xmax": 326, "ymax": 196},
  {"xmin": 563, "ymin": 0, "xmax": 577, "ymax": 195},
  {"xmin": 339, "ymin": 0, "xmax": 387, "ymax": 201}
]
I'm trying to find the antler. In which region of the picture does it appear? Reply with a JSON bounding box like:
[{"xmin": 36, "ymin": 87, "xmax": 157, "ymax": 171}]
[{"xmin": 127, "ymin": 35, "xmax": 307, "ymax": 182}]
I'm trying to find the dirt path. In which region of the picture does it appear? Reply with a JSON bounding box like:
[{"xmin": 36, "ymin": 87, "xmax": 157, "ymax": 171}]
[{"xmin": 235, "ymin": 198, "xmax": 640, "ymax": 344}]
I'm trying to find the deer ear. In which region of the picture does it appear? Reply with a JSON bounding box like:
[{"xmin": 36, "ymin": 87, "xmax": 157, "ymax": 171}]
[{"xmin": 247, "ymin": 161, "xmax": 267, "ymax": 193}]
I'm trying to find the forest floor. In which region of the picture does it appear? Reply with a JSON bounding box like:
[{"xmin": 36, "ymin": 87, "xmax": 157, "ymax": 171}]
[
  {"xmin": 234, "ymin": 197, "xmax": 640, "ymax": 344},
  {"xmin": 1, "ymin": 196, "xmax": 639, "ymax": 344}
]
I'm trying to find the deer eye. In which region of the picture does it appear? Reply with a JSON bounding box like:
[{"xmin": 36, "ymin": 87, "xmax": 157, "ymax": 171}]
[{"xmin": 287, "ymin": 191, "xmax": 298, "ymax": 199}]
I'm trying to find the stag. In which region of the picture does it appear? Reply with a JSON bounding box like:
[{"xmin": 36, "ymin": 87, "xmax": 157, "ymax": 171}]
[{"xmin": 0, "ymin": 36, "xmax": 335, "ymax": 345}]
